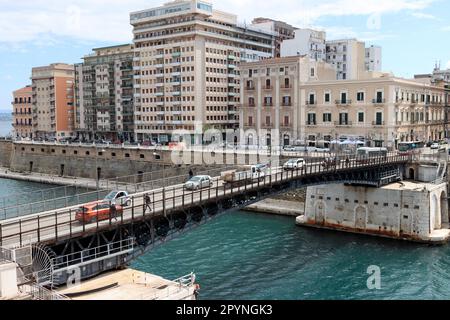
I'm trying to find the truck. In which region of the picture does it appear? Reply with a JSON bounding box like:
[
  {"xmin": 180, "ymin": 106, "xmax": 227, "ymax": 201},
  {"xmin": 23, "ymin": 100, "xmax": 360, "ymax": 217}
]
[{"xmin": 220, "ymin": 164, "xmax": 269, "ymax": 188}]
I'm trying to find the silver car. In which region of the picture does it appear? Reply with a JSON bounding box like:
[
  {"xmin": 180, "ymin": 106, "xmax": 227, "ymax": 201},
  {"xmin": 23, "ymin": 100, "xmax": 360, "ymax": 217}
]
[{"xmin": 184, "ymin": 175, "xmax": 212, "ymax": 190}]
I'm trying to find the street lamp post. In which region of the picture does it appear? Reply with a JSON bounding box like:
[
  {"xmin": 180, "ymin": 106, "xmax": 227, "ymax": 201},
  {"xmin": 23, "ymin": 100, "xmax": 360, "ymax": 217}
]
[{"xmin": 95, "ymin": 145, "xmax": 106, "ymax": 200}]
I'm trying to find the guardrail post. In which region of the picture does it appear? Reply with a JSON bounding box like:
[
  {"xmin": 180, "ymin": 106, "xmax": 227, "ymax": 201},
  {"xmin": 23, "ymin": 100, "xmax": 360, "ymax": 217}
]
[
  {"xmin": 163, "ymin": 188, "xmax": 166, "ymax": 217},
  {"xmin": 55, "ymin": 212, "xmax": 58, "ymax": 242}
]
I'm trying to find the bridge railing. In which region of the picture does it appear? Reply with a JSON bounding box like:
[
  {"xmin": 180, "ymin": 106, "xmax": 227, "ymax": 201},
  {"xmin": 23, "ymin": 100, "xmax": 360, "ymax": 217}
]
[{"xmin": 0, "ymin": 153, "xmax": 409, "ymax": 248}]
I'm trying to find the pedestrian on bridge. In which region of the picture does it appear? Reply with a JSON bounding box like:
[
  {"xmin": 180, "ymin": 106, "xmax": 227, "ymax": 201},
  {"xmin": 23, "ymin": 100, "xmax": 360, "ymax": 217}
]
[{"xmin": 144, "ymin": 193, "xmax": 152, "ymax": 214}]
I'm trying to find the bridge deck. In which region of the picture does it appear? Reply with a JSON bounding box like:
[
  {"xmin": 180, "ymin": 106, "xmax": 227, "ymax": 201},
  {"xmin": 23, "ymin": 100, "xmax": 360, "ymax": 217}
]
[{"xmin": 0, "ymin": 154, "xmax": 409, "ymax": 248}]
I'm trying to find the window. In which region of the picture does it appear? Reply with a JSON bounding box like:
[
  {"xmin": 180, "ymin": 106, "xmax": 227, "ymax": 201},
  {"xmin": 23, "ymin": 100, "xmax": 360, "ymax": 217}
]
[
  {"xmin": 341, "ymin": 92, "xmax": 347, "ymax": 103},
  {"xmin": 265, "ymin": 116, "xmax": 271, "ymax": 126},
  {"xmin": 307, "ymin": 113, "xmax": 316, "ymax": 125},
  {"xmin": 309, "ymin": 93, "xmax": 316, "ymax": 105},
  {"xmin": 324, "ymin": 93, "xmax": 330, "ymax": 103},
  {"xmin": 310, "ymin": 68, "xmax": 315, "ymax": 77},
  {"xmin": 339, "ymin": 113, "xmax": 348, "ymax": 125},
  {"xmin": 323, "ymin": 113, "xmax": 332, "ymax": 122},
  {"xmin": 357, "ymin": 92, "xmax": 365, "ymax": 102},
  {"xmin": 375, "ymin": 112, "xmax": 383, "ymax": 125},
  {"xmin": 358, "ymin": 112, "xmax": 364, "ymax": 123}
]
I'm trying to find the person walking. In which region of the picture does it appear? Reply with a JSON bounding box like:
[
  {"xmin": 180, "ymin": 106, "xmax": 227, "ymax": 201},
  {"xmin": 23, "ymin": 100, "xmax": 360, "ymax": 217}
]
[
  {"xmin": 189, "ymin": 169, "xmax": 194, "ymax": 179},
  {"xmin": 143, "ymin": 193, "xmax": 152, "ymax": 214}
]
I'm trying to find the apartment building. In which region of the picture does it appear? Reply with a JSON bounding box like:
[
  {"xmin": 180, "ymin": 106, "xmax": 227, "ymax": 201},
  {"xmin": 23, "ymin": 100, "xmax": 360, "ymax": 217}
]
[
  {"xmin": 12, "ymin": 85, "xmax": 33, "ymax": 139},
  {"xmin": 326, "ymin": 39, "xmax": 366, "ymax": 80},
  {"xmin": 280, "ymin": 28, "xmax": 326, "ymax": 61},
  {"xmin": 365, "ymin": 45, "xmax": 382, "ymax": 72},
  {"xmin": 75, "ymin": 44, "xmax": 134, "ymax": 142},
  {"xmin": 130, "ymin": 0, "xmax": 276, "ymax": 143},
  {"xmin": 251, "ymin": 17, "xmax": 297, "ymax": 58},
  {"xmin": 300, "ymin": 75, "xmax": 448, "ymax": 149},
  {"xmin": 238, "ymin": 56, "xmax": 336, "ymax": 146},
  {"xmin": 239, "ymin": 55, "xmax": 449, "ymax": 149},
  {"xmin": 31, "ymin": 63, "xmax": 75, "ymax": 140}
]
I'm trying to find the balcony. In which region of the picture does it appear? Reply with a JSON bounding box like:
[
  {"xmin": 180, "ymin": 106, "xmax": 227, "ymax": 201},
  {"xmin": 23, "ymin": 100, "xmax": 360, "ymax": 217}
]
[
  {"xmin": 261, "ymin": 123, "xmax": 274, "ymax": 129},
  {"xmin": 306, "ymin": 100, "xmax": 317, "ymax": 106},
  {"xmin": 335, "ymin": 121, "xmax": 353, "ymax": 127},
  {"xmin": 281, "ymin": 123, "xmax": 292, "ymax": 128},
  {"xmin": 262, "ymin": 86, "xmax": 273, "ymax": 91},
  {"xmin": 172, "ymin": 52, "xmax": 181, "ymax": 58},
  {"xmin": 306, "ymin": 121, "xmax": 317, "ymax": 126},
  {"xmin": 280, "ymin": 84, "xmax": 292, "ymax": 90},
  {"xmin": 372, "ymin": 121, "xmax": 385, "ymax": 126},
  {"xmin": 245, "ymin": 86, "xmax": 255, "ymax": 91},
  {"xmin": 336, "ymin": 99, "xmax": 352, "ymax": 106},
  {"xmin": 372, "ymin": 99, "xmax": 386, "ymax": 105},
  {"xmin": 263, "ymin": 102, "xmax": 273, "ymax": 107},
  {"xmin": 282, "ymin": 102, "xmax": 292, "ymax": 107},
  {"xmin": 227, "ymin": 54, "xmax": 236, "ymax": 61}
]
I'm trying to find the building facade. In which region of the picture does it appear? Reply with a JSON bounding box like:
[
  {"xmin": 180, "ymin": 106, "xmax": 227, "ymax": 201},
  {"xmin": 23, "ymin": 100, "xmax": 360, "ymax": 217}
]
[
  {"xmin": 301, "ymin": 77, "xmax": 448, "ymax": 148},
  {"xmin": 326, "ymin": 39, "xmax": 366, "ymax": 80},
  {"xmin": 280, "ymin": 28, "xmax": 326, "ymax": 61},
  {"xmin": 251, "ymin": 17, "xmax": 297, "ymax": 58},
  {"xmin": 31, "ymin": 63, "xmax": 75, "ymax": 140},
  {"xmin": 75, "ymin": 44, "xmax": 134, "ymax": 142},
  {"xmin": 12, "ymin": 86, "xmax": 33, "ymax": 139},
  {"xmin": 238, "ymin": 56, "xmax": 336, "ymax": 147},
  {"xmin": 365, "ymin": 45, "xmax": 382, "ymax": 72},
  {"xmin": 130, "ymin": 0, "xmax": 276, "ymax": 144},
  {"xmin": 239, "ymin": 56, "xmax": 449, "ymax": 149}
]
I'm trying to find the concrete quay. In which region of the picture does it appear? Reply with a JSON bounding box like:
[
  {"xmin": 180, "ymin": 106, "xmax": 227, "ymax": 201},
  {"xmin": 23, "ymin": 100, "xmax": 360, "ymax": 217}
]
[
  {"xmin": 0, "ymin": 167, "xmax": 101, "ymax": 189},
  {"xmin": 244, "ymin": 198, "xmax": 304, "ymax": 217}
]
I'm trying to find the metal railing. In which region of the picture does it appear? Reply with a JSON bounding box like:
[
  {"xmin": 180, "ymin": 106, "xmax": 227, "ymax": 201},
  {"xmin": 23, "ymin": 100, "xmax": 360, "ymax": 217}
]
[
  {"xmin": 52, "ymin": 238, "xmax": 134, "ymax": 272},
  {"xmin": 19, "ymin": 283, "xmax": 69, "ymax": 300},
  {"xmin": 0, "ymin": 153, "xmax": 410, "ymax": 248},
  {"xmin": 0, "ymin": 166, "xmax": 235, "ymax": 221}
]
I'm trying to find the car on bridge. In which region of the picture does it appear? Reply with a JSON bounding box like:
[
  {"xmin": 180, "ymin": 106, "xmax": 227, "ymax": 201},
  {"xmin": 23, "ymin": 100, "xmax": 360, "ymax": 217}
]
[
  {"xmin": 184, "ymin": 175, "xmax": 212, "ymax": 190},
  {"xmin": 283, "ymin": 158, "xmax": 305, "ymax": 171},
  {"xmin": 75, "ymin": 202, "xmax": 124, "ymax": 224},
  {"xmin": 104, "ymin": 191, "xmax": 132, "ymax": 207}
]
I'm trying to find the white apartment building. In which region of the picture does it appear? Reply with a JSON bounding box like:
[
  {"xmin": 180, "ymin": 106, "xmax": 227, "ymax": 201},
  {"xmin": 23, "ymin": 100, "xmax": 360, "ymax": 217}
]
[
  {"xmin": 365, "ymin": 45, "xmax": 382, "ymax": 72},
  {"xmin": 130, "ymin": 0, "xmax": 276, "ymax": 144},
  {"xmin": 326, "ymin": 39, "xmax": 366, "ymax": 80},
  {"xmin": 281, "ymin": 28, "xmax": 326, "ymax": 61}
]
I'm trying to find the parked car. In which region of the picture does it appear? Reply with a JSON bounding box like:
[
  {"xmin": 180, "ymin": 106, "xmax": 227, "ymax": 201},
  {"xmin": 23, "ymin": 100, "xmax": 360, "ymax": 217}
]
[
  {"xmin": 184, "ymin": 175, "xmax": 212, "ymax": 190},
  {"xmin": 104, "ymin": 191, "xmax": 131, "ymax": 207},
  {"xmin": 283, "ymin": 158, "xmax": 305, "ymax": 171},
  {"xmin": 431, "ymin": 143, "xmax": 440, "ymax": 150},
  {"xmin": 75, "ymin": 202, "xmax": 123, "ymax": 224}
]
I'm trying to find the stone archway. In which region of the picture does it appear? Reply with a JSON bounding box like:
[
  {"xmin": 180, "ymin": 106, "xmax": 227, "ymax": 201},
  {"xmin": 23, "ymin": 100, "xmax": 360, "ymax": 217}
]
[{"xmin": 355, "ymin": 206, "xmax": 367, "ymax": 230}]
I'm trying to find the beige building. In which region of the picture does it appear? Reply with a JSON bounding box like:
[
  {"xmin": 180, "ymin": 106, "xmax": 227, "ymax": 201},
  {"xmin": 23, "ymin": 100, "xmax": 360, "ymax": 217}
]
[
  {"xmin": 301, "ymin": 76, "xmax": 448, "ymax": 148},
  {"xmin": 12, "ymin": 86, "xmax": 33, "ymax": 139},
  {"xmin": 239, "ymin": 56, "xmax": 449, "ymax": 149},
  {"xmin": 32, "ymin": 63, "xmax": 75, "ymax": 140},
  {"xmin": 326, "ymin": 39, "xmax": 366, "ymax": 80},
  {"xmin": 130, "ymin": 0, "xmax": 276, "ymax": 144},
  {"xmin": 238, "ymin": 55, "xmax": 336, "ymax": 146}
]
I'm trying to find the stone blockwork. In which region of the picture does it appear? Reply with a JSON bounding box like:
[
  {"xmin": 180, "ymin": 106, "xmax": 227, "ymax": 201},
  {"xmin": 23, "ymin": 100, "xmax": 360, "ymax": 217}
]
[
  {"xmin": 298, "ymin": 182, "xmax": 449, "ymax": 243},
  {"xmin": 0, "ymin": 140, "xmax": 13, "ymax": 168},
  {"xmin": 5, "ymin": 142, "xmax": 228, "ymax": 180}
]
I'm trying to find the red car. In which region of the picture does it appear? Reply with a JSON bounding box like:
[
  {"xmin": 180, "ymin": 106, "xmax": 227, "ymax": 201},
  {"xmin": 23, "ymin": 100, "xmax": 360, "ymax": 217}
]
[{"xmin": 75, "ymin": 201, "xmax": 123, "ymax": 224}]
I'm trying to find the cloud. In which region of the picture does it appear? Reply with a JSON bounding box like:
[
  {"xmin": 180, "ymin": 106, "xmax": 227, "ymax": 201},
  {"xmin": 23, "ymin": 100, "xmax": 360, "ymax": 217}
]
[
  {"xmin": 442, "ymin": 26, "xmax": 450, "ymax": 31},
  {"xmin": 446, "ymin": 61, "xmax": 450, "ymax": 69},
  {"xmin": 0, "ymin": 0, "xmax": 437, "ymax": 45},
  {"xmin": 411, "ymin": 12, "xmax": 437, "ymax": 19}
]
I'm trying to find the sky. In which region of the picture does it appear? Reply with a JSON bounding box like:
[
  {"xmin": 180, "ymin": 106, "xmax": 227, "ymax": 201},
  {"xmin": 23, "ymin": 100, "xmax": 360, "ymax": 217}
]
[{"xmin": 0, "ymin": 0, "xmax": 449, "ymax": 112}]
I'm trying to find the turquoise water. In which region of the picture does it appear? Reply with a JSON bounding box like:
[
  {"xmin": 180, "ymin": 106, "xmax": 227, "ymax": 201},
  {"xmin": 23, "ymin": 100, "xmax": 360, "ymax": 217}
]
[{"xmin": 132, "ymin": 211, "xmax": 450, "ymax": 300}]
